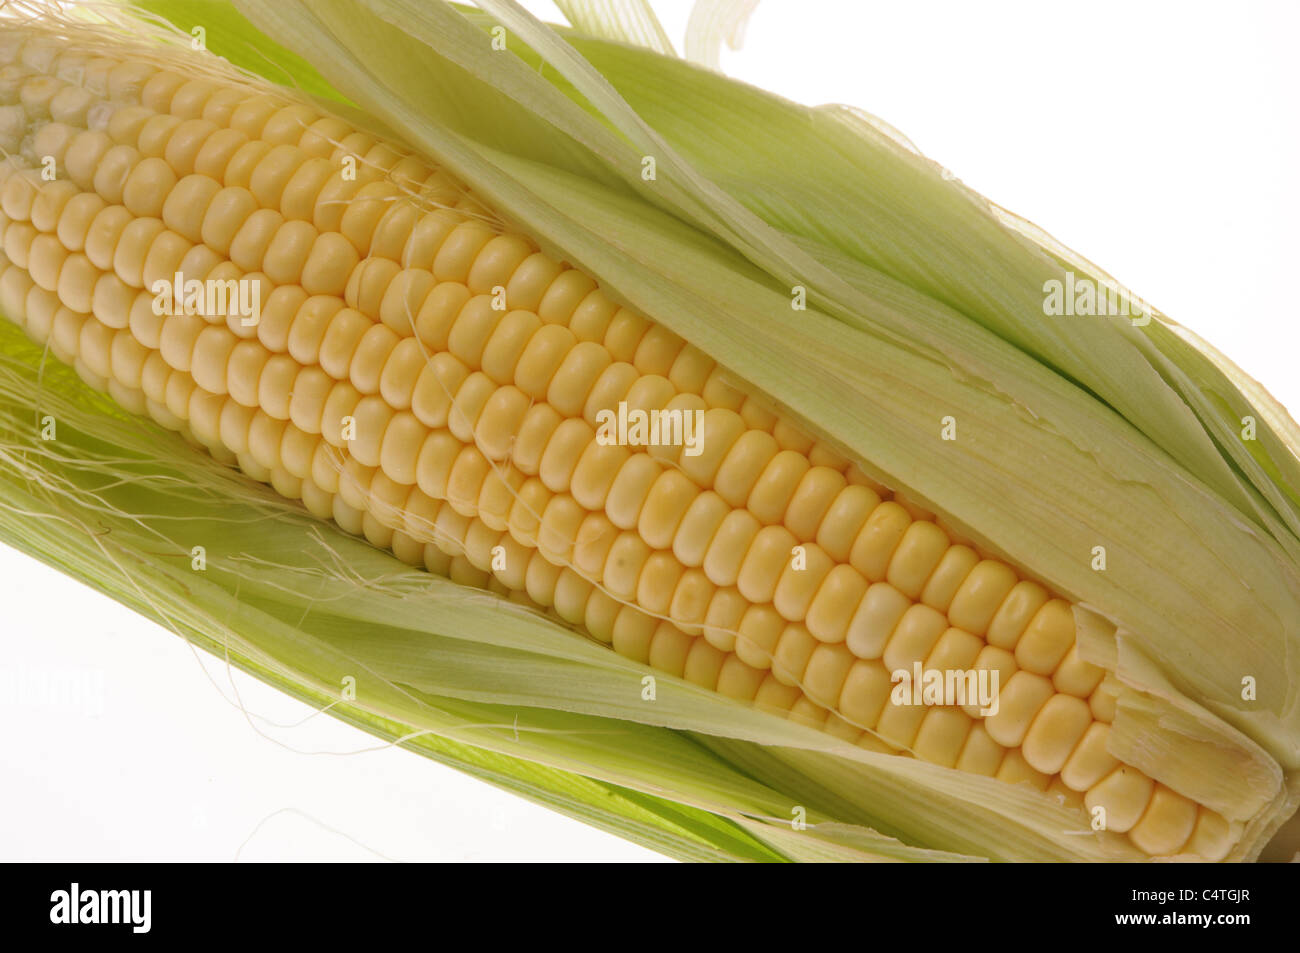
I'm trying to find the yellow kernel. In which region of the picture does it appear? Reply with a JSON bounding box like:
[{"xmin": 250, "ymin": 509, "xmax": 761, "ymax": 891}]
[
  {"xmin": 1085, "ymin": 765, "xmax": 1154, "ymax": 834},
  {"xmin": 844, "ymin": 581, "xmax": 909, "ymax": 660},
  {"xmin": 983, "ymin": 670, "xmax": 1054, "ymax": 747},
  {"xmin": 947, "ymin": 559, "xmax": 1018, "ymax": 637},
  {"xmin": 1021, "ymin": 692, "xmax": 1092, "ymax": 775},
  {"xmin": 1015, "ymin": 598, "xmax": 1076, "ymax": 675}
]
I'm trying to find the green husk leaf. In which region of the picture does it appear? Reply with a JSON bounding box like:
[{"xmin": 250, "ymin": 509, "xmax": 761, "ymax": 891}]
[
  {"xmin": 553, "ymin": 0, "xmax": 675, "ymax": 57},
  {"xmin": 682, "ymin": 0, "xmax": 759, "ymax": 70},
  {"xmin": 131, "ymin": 0, "xmax": 341, "ymax": 101}
]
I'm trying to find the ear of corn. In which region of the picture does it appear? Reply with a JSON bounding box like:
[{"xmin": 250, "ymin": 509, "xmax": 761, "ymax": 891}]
[{"xmin": 0, "ymin": 0, "xmax": 1297, "ymax": 861}]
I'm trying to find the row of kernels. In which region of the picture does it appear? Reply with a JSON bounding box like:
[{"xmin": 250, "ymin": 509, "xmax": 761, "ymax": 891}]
[
  {"xmin": 411, "ymin": 234, "xmax": 858, "ymax": 476},
  {"xmin": 90, "ymin": 61, "xmax": 436, "ymax": 194},
  {"xmin": 57, "ymin": 94, "xmax": 447, "ymax": 261}
]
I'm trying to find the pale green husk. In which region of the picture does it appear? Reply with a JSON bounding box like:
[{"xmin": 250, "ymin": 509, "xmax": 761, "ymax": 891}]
[{"xmin": 1, "ymin": 0, "xmax": 1297, "ymax": 860}]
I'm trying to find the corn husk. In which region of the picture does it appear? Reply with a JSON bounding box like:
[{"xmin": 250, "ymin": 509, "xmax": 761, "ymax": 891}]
[{"xmin": 1, "ymin": 0, "xmax": 1297, "ymax": 860}]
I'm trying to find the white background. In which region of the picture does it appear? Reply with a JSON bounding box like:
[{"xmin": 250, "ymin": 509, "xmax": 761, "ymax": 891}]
[{"xmin": 2, "ymin": 0, "xmax": 1297, "ymax": 862}]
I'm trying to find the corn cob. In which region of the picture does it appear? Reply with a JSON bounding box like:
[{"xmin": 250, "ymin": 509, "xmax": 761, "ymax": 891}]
[{"xmin": 0, "ymin": 23, "xmax": 1252, "ymax": 862}]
